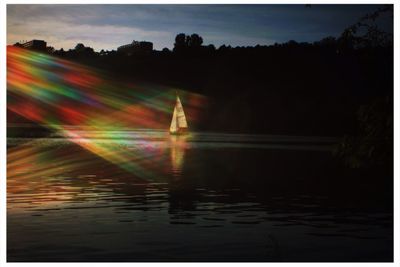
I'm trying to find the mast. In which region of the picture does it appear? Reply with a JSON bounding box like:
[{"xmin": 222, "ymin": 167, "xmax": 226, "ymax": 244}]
[{"xmin": 170, "ymin": 104, "xmax": 178, "ymax": 133}]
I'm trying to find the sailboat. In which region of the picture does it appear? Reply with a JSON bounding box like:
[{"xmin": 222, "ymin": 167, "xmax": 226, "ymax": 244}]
[{"xmin": 170, "ymin": 93, "xmax": 188, "ymax": 135}]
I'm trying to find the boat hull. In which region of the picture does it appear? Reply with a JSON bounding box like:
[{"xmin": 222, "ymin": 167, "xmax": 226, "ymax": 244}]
[{"xmin": 170, "ymin": 128, "xmax": 188, "ymax": 135}]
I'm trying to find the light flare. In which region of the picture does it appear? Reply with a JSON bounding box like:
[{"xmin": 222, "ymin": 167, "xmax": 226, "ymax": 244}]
[{"xmin": 7, "ymin": 46, "xmax": 206, "ymax": 180}]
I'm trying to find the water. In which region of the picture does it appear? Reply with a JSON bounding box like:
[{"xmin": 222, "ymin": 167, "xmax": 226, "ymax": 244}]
[{"xmin": 7, "ymin": 129, "xmax": 393, "ymax": 262}]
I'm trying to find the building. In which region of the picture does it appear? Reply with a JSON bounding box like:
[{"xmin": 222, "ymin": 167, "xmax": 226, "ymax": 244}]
[
  {"xmin": 117, "ymin": 40, "xmax": 153, "ymax": 56},
  {"xmin": 16, "ymin": 40, "xmax": 47, "ymax": 51}
]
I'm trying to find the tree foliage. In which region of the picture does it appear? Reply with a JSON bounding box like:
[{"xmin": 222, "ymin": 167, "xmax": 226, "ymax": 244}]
[
  {"xmin": 335, "ymin": 97, "xmax": 392, "ymax": 168},
  {"xmin": 338, "ymin": 5, "xmax": 393, "ymax": 51}
]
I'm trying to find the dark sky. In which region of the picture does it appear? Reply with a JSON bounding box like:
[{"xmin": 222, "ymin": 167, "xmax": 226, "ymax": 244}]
[{"xmin": 7, "ymin": 4, "xmax": 392, "ymax": 51}]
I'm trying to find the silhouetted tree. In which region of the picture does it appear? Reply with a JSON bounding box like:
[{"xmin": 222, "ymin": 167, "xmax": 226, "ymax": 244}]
[
  {"xmin": 173, "ymin": 33, "xmax": 204, "ymax": 54},
  {"xmin": 188, "ymin": 33, "xmax": 203, "ymax": 47},
  {"xmin": 334, "ymin": 6, "xmax": 393, "ymax": 169},
  {"xmin": 71, "ymin": 43, "xmax": 95, "ymax": 58},
  {"xmin": 316, "ymin": 36, "xmax": 337, "ymax": 47},
  {"xmin": 338, "ymin": 4, "xmax": 393, "ymax": 51},
  {"xmin": 285, "ymin": 40, "xmax": 298, "ymax": 48},
  {"xmin": 218, "ymin": 44, "xmax": 232, "ymax": 54},
  {"xmin": 218, "ymin": 44, "xmax": 227, "ymax": 50},
  {"xmin": 335, "ymin": 97, "xmax": 392, "ymax": 168},
  {"xmin": 174, "ymin": 33, "xmax": 187, "ymax": 52},
  {"xmin": 75, "ymin": 43, "xmax": 85, "ymax": 51},
  {"xmin": 206, "ymin": 44, "xmax": 216, "ymax": 52},
  {"xmin": 53, "ymin": 48, "xmax": 65, "ymax": 57},
  {"xmin": 47, "ymin": 46, "xmax": 55, "ymax": 53}
]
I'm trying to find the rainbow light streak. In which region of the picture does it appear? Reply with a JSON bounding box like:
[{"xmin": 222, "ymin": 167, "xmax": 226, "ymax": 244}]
[
  {"xmin": 7, "ymin": 141, "xmax": 158, "ymax": 213},
  {"xmin": 7, "ymin": 46, "xmax": 207, "ymax": 180}
]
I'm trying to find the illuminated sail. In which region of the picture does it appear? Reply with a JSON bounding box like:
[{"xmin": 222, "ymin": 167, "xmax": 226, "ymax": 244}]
[
  {"xmin": 170, "ymin": 95, "xmax": 188, "ymax": 134},
  {"xmin": 170, "ymin": 105, "xmax": 178, "ymax": 133}
]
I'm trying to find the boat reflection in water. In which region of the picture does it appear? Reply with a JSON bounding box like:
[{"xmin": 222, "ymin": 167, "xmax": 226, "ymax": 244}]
[
  {"xmin": 7, "ymin": 130, "xmax": 393, "ymax": 262},
  {"xmin": 169, "ymin": 134, "xmax": 188, "ymax": 179}
]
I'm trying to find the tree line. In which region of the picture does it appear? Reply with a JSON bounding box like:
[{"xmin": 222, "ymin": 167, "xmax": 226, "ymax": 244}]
[{"xmin": 10, "ymin": 6, "xmax": 394, "ymax": 170}]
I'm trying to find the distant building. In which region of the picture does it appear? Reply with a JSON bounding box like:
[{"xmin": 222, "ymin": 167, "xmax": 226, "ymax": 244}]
[
  {"xmin": 117, "ymin": 40, "xmax": 153, "ymax": 55},
  {"xmin": 15, "ymin": 40, "xmax": 47, "ymax": 51},
  {"xmin": 13, "ymin": 39, "xmax": 56, "ymax": 54}
]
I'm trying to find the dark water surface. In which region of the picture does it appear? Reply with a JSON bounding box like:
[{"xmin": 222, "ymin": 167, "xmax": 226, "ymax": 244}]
[{"xmin": 7, "ymin": 130, "xmax": 393, "ymax": 262}]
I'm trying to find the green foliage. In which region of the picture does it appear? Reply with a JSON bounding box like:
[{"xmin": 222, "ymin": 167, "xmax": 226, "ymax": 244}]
[{"xmin": 335, "ymin": 96, "xmax": 392, "ymax": 168}]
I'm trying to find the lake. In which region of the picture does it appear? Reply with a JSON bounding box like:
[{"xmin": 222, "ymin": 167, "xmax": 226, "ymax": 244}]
[{"xmin": 7, "ymin": 129, "xmax": 393, "ymax": 262}]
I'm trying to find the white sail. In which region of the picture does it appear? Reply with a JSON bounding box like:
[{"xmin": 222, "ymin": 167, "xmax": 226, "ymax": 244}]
[
  {"xmin": 176, "ymin": 96, "xmax": 188, "ymax": 128},
  {"xmin": 170, "ymin": 95, "xmax": 188, "ymax": 134},
  {"xmin": 170, "ymin": 105, "xmax": 178, "ymax": 133}
]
